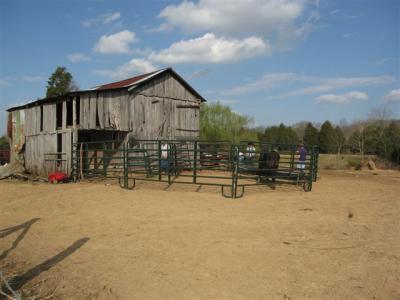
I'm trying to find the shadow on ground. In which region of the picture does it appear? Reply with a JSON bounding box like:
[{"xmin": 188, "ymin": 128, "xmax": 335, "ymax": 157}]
[
  {"xmin": 0, "ymin": 219, "xmax": 89, "ymax": 298},
  {"xmin": 0, "ymin": 218, "xmax": 40, "ymax": 261}
]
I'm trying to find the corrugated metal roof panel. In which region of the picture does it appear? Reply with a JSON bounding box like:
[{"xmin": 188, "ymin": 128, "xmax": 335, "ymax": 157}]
[{"xmin": 93, "ymin": 70, "xmax": 162, "ymax": 90}]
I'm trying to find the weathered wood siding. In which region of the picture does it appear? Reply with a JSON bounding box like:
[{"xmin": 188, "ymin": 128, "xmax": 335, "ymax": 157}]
[
  {"xmin": 79, "ymin": 91, "xmax": 130, "ymax": 131},
  {"xmin": 129, "ymin": 72, "xmax": 201, "ymax": 140},
  {"xmin": 25, "ymin": 134, "xmax": 57, "ymax": 176}
]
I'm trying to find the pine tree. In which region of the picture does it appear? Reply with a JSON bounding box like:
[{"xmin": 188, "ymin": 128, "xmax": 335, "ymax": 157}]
[
  {"xmin": 303, "ymin": 122, "xmax": 319, "ymax": 147},
  {"xmin": 318, "ymin": 121, "xmax": 336, "ymax": 153}
]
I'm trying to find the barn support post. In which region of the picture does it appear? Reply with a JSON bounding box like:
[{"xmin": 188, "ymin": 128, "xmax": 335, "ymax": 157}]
[
  {"xmin": 102, "ymin": 142, "xmax": 107, "ymax": 177},
  {"xmin": 193, "ymin": 141, "xmax": 197, "ymax": 183}
]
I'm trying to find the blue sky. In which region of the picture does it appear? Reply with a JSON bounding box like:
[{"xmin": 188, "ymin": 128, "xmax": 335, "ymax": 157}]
[{"xmin": 0, "ymin": 0, "xmax": 399, "ymax": 134}]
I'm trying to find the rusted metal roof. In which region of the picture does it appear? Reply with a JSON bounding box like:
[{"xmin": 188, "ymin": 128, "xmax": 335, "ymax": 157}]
[
  {"xmin": 93, "ymin": 70, "xmax": 160, "ymax": 90},
  {"xmin": 7, "ymin": 68, "xmax": 206, "ymax": 112}
]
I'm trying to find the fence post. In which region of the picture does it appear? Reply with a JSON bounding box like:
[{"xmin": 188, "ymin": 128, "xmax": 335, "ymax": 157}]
[
  {"xmin": 158, "ymin": 140, "xmax": 162, "ymax": 181},
  {"xmin": 168, "ymin": 142, "xmax": 172, "ymax": 185},
  {"xmin": 312, "ymin": 145, "xmax": 319, "ymax": 182},
  {"xmin": 290, "ymin": 145, "xmax": 295, "ymax": 171},
  {"xmin": 123, "ymin": 143, "xmax": 128, "ymax": 188},
  {"xmin": 193, "ymin": 141, "xmax": 197, "ymax": 183},
  {"xmin": 231, "ymin": 146, "xmax": 239, "ymax": 198}
]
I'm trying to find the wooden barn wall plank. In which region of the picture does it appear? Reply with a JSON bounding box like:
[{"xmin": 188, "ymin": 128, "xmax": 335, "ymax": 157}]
[
  {"xmin": 120, "ymin": 92, "xmax": 129, "ymax": 131},
  {"xmin": 43, "ymin": 103, "xmax": 56, "ymax": 133},
  {"xmin": 103, "ymin": 91, "xmax": 110, "ymax": 128},
  {"xmin": 73, "ymin": 97, "xmax": 77, "ymax": 127},
  {"xmin": 89, "ymin": 93, "xmax": 97, "ymax": 128},
  {"xmin": 80, "ymin": 94, "xmax": 89, "ymax": 129},
  {"xmin": 108, "ymin": 90, "xmax": 123, "ymax": 130},
  {"xmin": 97, "ymin": 93, "xmax": 104, "ymax": 129},
  {"xmin": 24, "ymin": 108, "xmax": 31, "ymax": 136}
]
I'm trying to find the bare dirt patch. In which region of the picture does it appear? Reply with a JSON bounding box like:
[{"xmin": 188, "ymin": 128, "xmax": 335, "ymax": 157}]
[{"xmin": 1, "ymin": 170, "xmax": 399, "ymax": 299}]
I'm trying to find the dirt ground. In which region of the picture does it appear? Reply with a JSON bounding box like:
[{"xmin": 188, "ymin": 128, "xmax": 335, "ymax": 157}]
[{"xmin": 0, "ymin": 170, "xmax": 399, "ymax": 300}]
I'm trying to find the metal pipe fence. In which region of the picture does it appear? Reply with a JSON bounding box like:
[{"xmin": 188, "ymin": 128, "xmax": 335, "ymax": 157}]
[{"xmin": 72, "ymin": 139, "xmax": 318, "ymax": 198}]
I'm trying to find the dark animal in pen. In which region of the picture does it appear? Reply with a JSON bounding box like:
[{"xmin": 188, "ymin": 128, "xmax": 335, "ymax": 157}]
[
  {"xmin": 258, "ymin": 150, "xmax": 280, "ymax": 182},
  {"xmin": 199, "ymin": 145, "xmax": 226, "ymax": 166}
]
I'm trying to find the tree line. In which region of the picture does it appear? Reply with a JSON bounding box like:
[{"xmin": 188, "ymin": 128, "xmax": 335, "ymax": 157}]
[{"xmin": 200, "ymin": 102, "xmax": 400, "ymax": 165}]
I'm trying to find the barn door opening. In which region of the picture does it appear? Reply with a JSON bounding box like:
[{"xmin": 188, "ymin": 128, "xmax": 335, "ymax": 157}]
[{"xmin": 76, "ymin": 130, "xmax": 128, "ymax": 178}]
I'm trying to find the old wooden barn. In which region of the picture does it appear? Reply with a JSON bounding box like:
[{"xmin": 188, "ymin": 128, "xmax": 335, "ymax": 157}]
[{"xmin": 6, "ymin": 68, "xmax": 206, "ymax": 176}]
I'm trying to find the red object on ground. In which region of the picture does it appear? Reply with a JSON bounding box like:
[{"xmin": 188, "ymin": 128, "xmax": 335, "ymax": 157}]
[{"xmin": 48, "ymin": 172, "xmax": 68, "ymax": 184}]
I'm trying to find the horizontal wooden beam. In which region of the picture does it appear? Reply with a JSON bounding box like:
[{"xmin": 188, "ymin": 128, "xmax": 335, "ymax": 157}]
[
  {"xmin": 176, "ymin": 128, "xmax": 200, "ymax": 132},
  {"xmin": 176, "ymin": 105, "xmax": 200, "ymax": 109}
]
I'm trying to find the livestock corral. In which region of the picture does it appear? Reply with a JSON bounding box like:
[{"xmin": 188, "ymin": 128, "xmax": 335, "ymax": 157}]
[
  {"xmin": 0, "ymin": 168, "xmax": 399, "ymax": 299},
  {"xmin": 72, "ymin": 139, "xmax": 318, "ymax": 198}
]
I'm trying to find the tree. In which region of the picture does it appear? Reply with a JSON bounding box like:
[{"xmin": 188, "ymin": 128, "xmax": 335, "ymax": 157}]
[
  {"xmin": 303, "ymin": 122, "xmax": 319, "ymax": 147},
  {"xmin": 349, "ymin": 122, "xmax": 366, "ymax": 160},
  {"xmin": 262, "ymin": 123, "xmax": 298, "ymax": 145},
  {"xmin": 318, "ymin": 121, "xmax": 336, "ymax": 153},
  {"xmin": 46, "ymin": 66, "xmax": 78, "ymax": 97},
  {"xmin": 386, "ymin": 121, "xmax": 400, "ymax": 164},
  {"xmin": 334, "ymin": 126, "xmax": 346, "ymax": 154},
  {"xmin": 200, "ymin": 102, "xmax": 257, "ymax": 143},
  {"xmin": 292, "ymin": 121, "xmax": 309, "ymax": 139}
]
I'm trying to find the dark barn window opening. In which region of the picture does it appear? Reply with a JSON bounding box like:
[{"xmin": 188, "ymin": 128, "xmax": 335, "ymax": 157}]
[
  {"xmin": 57, "ymin": 133, "xmax": 63, "ymax": 165},
  {"xmin": 96, "ymin": 100, "xmax": 100, "ymax": 127},
  {"xmin": 66, "ymin": 100, "xmax": 73, "ymax": 126},
  {"xmin": 40, "ymin": 105, "xmax": 44, "ymax": 132},
  {"xmin": 76, "ymin": 96, "xmax": 80, "ymax": 125},
  {"xmin": 56, "ymin": 102, "xmax": 63, "ymax": 129}
]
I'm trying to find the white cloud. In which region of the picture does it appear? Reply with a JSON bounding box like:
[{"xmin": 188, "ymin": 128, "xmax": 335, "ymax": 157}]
[
  {"xmin": 149, "ymin": 33, "xmax": 269, "ymax": 64},
  {"xmin": 158, "ymin": 0, "xmax": 310, "ymax": 36},
  {"xmin": 93, "ymin": 30, "xmax": 136, "ymax": 54},
  {"xmin": 0, "ymin": 79, "xmax": 9, "ymax": 86},
  {"xmin": 82, "ymin": 12, "xmax": 121, "ymax": 27},
  {"xmin": 103, "ymin": 12, "xmax": 121, "ymax": 24},
  {"xmin": 148, "ymin": 23, "xmax": 174, "ymax": 33},
  {"xmin": 156, "ymin": 0, "xmax": 319, "ymax": 51},
  {"xmin": 224, "ymin": 72, "xmax": 298, "ymax": 95},
  {"xmin": 188, "ymin": 68, "xmax": 211, "ymax": 79},
  {"xmin": 315, "ymin": 91, "xmax": 368, "ymax": 104},
  {"xmin": 225, "ymin": 73, "xmax": 395, "ymax": 97},
  {"xmin": 67, "ymin": 53, "xmax": 91, "ymax": 62},
  {"xmin": 383, "ymin": 89, "xmax": 400, "ymax": 102},
  {"xmin": 93, "ymin": 58, "xmax": 157, "ymax": 80},
  {"xmin": 287, "ymin": 75, "xmax": 395, "ymax": 96},
  {"xmin": 22, "ymin": 76, "xmax": 46, "ymax": 83}
]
